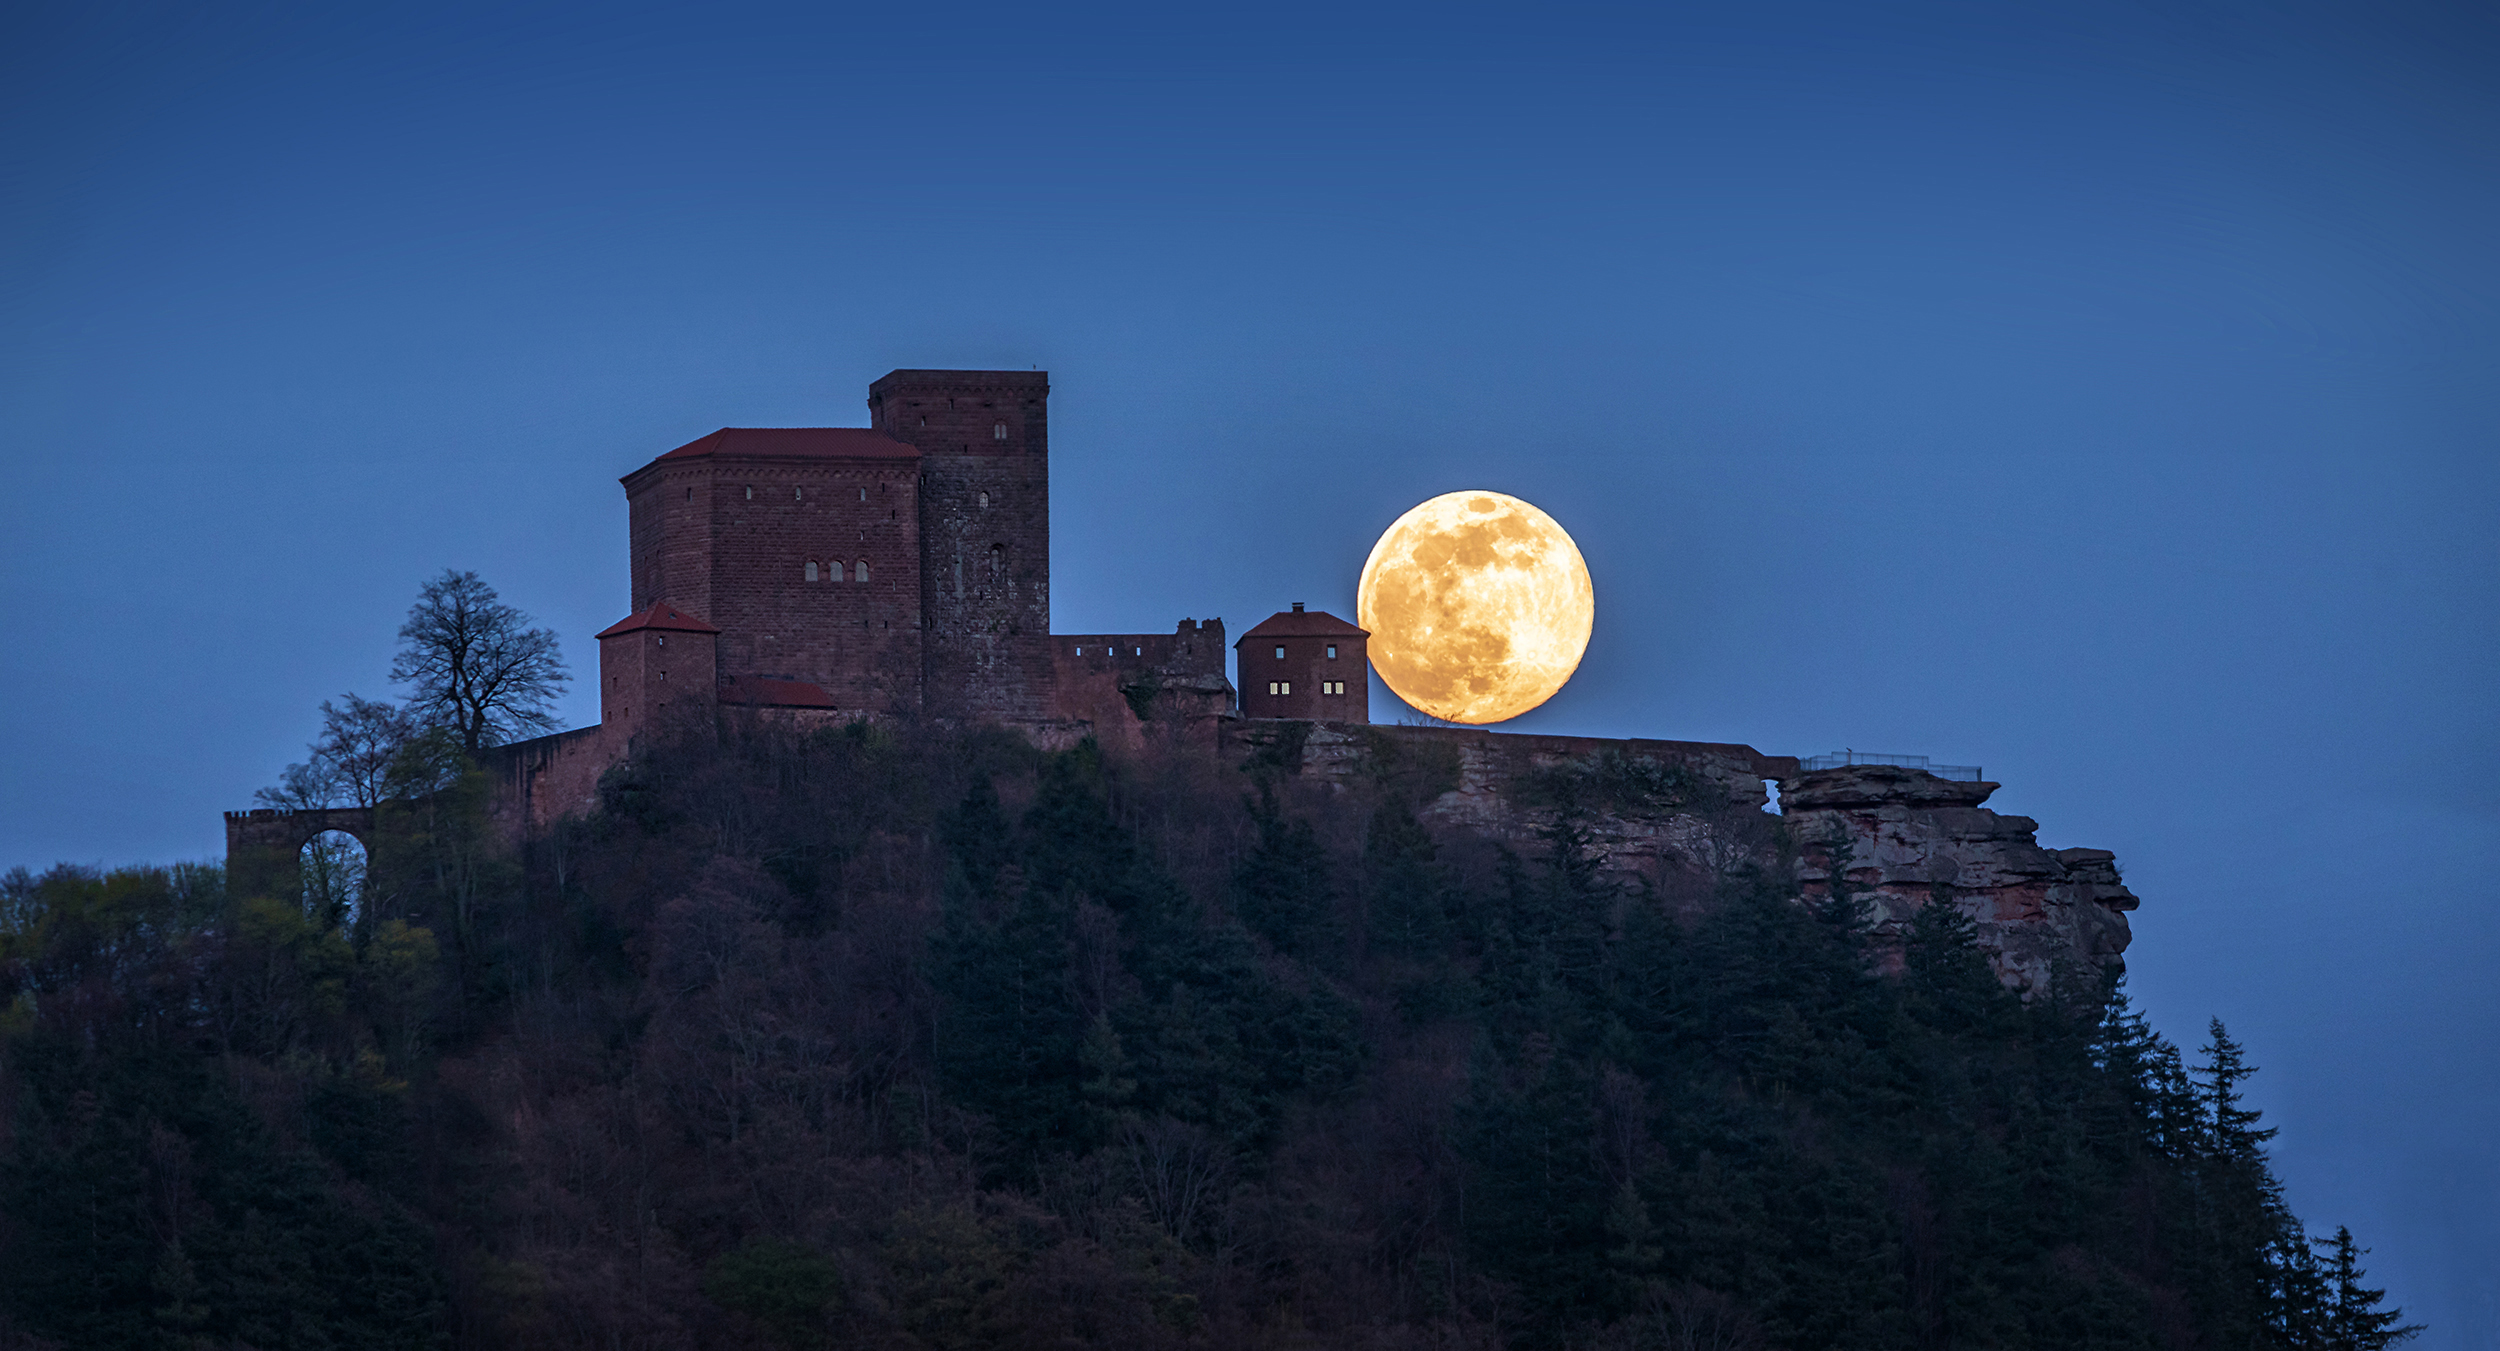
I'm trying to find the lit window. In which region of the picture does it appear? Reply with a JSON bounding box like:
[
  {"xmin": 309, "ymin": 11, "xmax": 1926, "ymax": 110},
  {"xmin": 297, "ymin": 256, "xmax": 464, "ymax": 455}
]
[
  {"xmin": 1274, "ymin": 646, "xmax": 1285, "ymax": 659},
  {"xmin": 1280, "ymin": 681, "xmax": 1291, "ymax": 695},
  {"xmin": 979, "ymin": 491, "xmax": 989, "ymax": 508},
  {"xmin": 993, "ymin": 423, "xmax": 1008, "ymax": 440},
  {"xmin": 1134, "ymin": 646, "xmax": 1142, "ymax": 656},
  {"xmin": 1267, "ymin": 682, "xmax": 1279, "ymax": 695},
  {"xmin": 855, "ymin": 560, "xmax": 870, "ymax": 583},
  {"xmin": 806, "ymin": 560, "xmax": 820, "ymax": 582},
  {"xmin": 1326, "ymin": 644, "xmax": 1337, "ymax": 659}
]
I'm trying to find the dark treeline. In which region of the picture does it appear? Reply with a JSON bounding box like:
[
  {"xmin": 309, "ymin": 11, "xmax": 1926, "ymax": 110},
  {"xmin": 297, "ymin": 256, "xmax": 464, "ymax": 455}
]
[{"xmin": 0, "ymin": 719, "xmax": 2416, "ymax": 1349}]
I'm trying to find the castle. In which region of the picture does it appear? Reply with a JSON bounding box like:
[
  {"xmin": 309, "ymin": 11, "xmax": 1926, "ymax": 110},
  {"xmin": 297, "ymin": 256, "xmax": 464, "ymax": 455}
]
[
  {"xmin": 457, "ymin": 367, "xmax": 1354, "ymax": 827},
  {"xmin": 225, "ymin": 367, "xmax": 2143, "ymax": 996},
  {"xmin": 598, "ymin": 368, "xmax": 1254, "ymax": 737}
]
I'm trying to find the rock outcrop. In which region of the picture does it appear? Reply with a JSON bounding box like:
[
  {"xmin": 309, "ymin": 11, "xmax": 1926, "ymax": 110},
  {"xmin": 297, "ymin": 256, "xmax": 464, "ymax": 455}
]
[
  {"xmin": 1769, "ymin": 764, "xmax": 2135, "ymax": 994},
  {"xmin": 1231, "ymin": 722, "xmax": 2138, "ymax": 997}
]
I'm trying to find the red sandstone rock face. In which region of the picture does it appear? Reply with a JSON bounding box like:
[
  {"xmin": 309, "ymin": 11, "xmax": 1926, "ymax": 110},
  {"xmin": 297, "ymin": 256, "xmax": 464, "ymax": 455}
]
[
  {"xmin": 1779, "ymin": 764, "xmax": 2137, "ymax": 995},
  {"xmin": 1233, "ymin": 724, "xmax": 2134, "ymax": 997}
]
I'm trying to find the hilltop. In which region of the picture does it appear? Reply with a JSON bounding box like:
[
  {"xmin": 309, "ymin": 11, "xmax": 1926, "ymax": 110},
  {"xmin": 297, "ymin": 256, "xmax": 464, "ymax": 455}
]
[{"xmin": 0, "ymin": 718, "xmax": 2416, "ymax": 1350}]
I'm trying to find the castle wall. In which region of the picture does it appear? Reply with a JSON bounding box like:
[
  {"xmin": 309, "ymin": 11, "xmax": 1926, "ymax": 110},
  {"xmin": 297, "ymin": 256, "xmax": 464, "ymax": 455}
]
[
  {"xmin": 1051, "ymin": 619, "xmax": 1233, "ymax": 749},
  {"xmin": 628, "ymin": 460, "xmax": 723, "ymax": 624},
  {"xmin": 488, "ymin": 724, "xmax": 615, "ymax": 838},
  {"xmin": 224, "ymin": 805, "xmax": 378, "ymax": 902},
  {"xmin": 1055, "ymin": 619, "xmax": 1227, "ymax": 683}
]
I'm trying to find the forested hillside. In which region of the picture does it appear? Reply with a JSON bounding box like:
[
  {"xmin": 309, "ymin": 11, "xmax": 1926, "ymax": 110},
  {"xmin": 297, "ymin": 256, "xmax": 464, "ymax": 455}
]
[{"xmin": 0, "ymin": 720, "xmax": 2415, "ymax": 1349}]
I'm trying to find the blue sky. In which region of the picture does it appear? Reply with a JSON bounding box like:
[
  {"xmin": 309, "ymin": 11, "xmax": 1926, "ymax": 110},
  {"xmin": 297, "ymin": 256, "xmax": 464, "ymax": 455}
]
[{"xmin": 3, "ymin": 0, "xmax": 2493, "ymax": 1339}]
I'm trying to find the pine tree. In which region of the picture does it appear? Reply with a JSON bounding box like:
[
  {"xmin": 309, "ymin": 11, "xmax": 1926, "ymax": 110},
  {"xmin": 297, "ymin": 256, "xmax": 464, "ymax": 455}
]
[
  {"xmin": 2319, "ymin": 1226, "xmax": 2422, "ymax": 1350},
  {"xmin": 1232, "ymin": 790, "xmax": 1336, "ymax": 959},
  {"xmin": 2197, "ymin": 1019, "xmax": 2278, "ymax": 1162}
]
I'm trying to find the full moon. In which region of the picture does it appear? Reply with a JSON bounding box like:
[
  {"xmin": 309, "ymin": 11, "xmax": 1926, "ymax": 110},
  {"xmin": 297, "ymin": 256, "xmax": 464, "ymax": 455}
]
[{"xmin": 1356, "ymin": 491, "xmax": 1594, "ymax": 725}]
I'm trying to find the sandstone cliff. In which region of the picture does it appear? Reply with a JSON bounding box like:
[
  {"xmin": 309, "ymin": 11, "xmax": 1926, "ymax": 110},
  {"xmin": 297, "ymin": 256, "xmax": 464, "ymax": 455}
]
[
  {"xmin": 1233, "ymin": 721, "xmax": 2138, "ymax": 996},
  {"xmin": 1781, "ymin": 763, "xmax": 2137, "ymax": 995}
]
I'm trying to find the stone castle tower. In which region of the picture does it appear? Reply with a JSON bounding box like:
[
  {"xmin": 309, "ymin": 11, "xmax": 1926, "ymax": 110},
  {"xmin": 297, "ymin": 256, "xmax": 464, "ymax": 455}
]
[
  {"xmin": 595, "ymin": 367, "xmax": 1242, "ymax": 747},
  {"xmin": 869, "ymin": 369, "xmax": 1053, "ymax": 721},
  {"xmin": 610, "ymin": 369, "xmax": 1057, "ymax": 723}
]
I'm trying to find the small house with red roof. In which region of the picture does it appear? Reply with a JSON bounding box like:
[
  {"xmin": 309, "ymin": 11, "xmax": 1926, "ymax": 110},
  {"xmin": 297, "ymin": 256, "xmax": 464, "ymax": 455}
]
[{"xmin": 1236, "ymin": 603, "xmax": 1368, "ymax": 722}]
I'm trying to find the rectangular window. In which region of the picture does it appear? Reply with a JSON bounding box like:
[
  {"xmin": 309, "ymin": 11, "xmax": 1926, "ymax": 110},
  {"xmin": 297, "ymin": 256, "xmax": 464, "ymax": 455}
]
[
  {"xmin": 1267, "ymin": 682, "xmax": 1280, "ymax": 695},
  {"xmin": 1274, "ymin": 646, "xmax": 1286, "ymax": 659},
  {"xmin": 1326, "ymin": 644, "xmax": 1337, "ymax": 659},
  {"xmin": 1280, "ymin": 681, "xmax": 1291, "ymax": 695}
]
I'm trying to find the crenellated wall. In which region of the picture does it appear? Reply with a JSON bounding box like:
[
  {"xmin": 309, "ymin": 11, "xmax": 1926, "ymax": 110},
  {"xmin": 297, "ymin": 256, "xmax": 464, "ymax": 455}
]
[{"xmin": 1051, "ymin": 618, "xmax": 1233, "ymax": 749}]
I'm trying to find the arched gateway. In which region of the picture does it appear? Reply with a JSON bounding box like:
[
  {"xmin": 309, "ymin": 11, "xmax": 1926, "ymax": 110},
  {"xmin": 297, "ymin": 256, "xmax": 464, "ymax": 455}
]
[{"xmin": 224, "ymin": 806, "xmax": 378, "ymax": 905}]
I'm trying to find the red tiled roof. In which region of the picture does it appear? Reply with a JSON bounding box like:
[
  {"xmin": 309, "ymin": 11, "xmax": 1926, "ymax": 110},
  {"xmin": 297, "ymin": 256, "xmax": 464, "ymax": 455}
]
[
  {"xmin": 656, "ymin": 428, "xmax": 919, "ymax": 461},
  {"xmin": 595, "ymin": 601, "xmax": 720, "ymax": 638},
  {"xmin": 1238, "ymin": 607, "xmax": 1367, "ymax": 641},
  {"xmin": 716, "ymin": 674, "xmax": 838, "ymax": 708}
]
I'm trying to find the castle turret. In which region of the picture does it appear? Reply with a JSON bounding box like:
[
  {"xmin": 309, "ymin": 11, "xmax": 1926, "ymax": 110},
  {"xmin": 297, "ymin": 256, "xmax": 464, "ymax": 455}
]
[{"xmin": 595, "ymin": 601, "xmax": 720, "ymax": 743}]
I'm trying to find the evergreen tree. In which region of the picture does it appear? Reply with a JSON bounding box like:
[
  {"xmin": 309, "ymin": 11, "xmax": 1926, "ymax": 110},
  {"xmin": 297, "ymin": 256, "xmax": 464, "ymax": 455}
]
[
  {"xmin": 2319, "ymin": 1226, "xmax": 2422, "ymax": 1350},
  {"xmin": 1231, "ymin": 790, "xmax": 1335, "ymax": 960}
]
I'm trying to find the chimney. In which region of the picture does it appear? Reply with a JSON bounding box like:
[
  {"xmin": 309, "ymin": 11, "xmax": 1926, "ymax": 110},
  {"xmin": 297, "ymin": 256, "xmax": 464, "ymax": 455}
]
[{"xmin": 1292, "ymin": 602, "xmax": 1305, "ymax": 612}]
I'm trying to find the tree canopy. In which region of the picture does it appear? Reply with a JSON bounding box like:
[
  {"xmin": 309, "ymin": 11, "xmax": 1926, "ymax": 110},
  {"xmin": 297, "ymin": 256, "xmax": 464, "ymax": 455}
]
[
  {"xmin": 388, "ymin": 568, "xmax": 568, "ymax": 756},
  {"xmin": 4, "ymin": 716, "xmax": 2420, "ymax": 1349}
]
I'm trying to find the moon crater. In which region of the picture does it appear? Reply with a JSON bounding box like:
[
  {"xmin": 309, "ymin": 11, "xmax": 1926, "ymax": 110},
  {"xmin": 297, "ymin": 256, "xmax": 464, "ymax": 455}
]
[{"xmin": 1356, "ymin": 491, "xmax": 1594, "ymax": 725}]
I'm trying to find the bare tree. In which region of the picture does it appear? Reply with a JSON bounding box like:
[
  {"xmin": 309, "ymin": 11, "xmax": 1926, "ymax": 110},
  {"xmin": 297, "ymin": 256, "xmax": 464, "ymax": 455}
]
[
  {"xmin": 312, "ymin": 692, "xmax": 419, "ymax": 805},
  {"xmin": 389, "ymin": 569, "xmax": 569, "ymax": 756},
  {"xmin": 255, "ymin": 756, "xmax": 345, "ymax": 811}
]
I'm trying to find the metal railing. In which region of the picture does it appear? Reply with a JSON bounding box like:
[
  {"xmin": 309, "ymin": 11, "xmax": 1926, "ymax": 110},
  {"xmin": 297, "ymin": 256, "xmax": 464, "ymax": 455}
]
[{"xmin": 1798, "ymin": 750, "xmax": 1983, "ymax": 781}]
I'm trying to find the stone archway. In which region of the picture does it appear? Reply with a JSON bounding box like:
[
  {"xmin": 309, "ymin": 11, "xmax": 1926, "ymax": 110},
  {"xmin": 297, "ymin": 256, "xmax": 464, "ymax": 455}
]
[
  {"xmin": 224, "ymin": 805, "xmax": 378, "ymax": 905},
  {"xmin": 299, "ymin": 828, "xmax": 369, "ymax": 926}
]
